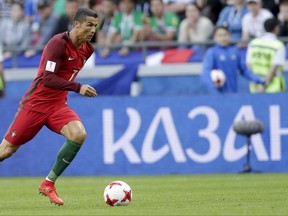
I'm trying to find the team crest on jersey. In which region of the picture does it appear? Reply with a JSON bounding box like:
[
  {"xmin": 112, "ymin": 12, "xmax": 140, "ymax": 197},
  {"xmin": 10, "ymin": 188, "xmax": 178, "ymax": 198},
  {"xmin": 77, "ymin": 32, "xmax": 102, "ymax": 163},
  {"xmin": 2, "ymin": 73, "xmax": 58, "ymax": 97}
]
[
  {"xmin": 220, "ymin": 55, "xmax": 226, "ymax": 61},
  {"xmin": 45, "ymin": 60, "xmax": 56, "ymax": 72},
  {"xmin": 11, "ymin": 130, "xmax": 17, "ymax": 138}
]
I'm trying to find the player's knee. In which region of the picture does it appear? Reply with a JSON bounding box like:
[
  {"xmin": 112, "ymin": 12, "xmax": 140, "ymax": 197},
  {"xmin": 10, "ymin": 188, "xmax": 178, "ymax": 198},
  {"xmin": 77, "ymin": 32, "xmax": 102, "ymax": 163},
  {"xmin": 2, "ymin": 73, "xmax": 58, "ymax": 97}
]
[
  {"xmin": 69, "ymin": 130, "xmax": 86, "ymax": 144},
  {"xmin": 0, "ymin": 144, "xmax": 18, "ymax": 160}
]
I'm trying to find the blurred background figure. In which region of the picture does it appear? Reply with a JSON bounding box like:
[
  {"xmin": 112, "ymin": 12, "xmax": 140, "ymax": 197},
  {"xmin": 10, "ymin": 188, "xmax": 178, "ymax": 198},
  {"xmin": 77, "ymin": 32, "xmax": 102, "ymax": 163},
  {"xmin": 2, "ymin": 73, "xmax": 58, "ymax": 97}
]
[
  {"xmin": 52, "ymin": 0, "xmax": 66, "ymax": 16},
  {"xmin": 246, "ymin": 18, "xmax": 286, "ymax": 93},
  {"xmin": 101, "ymin": 0, "xmax": 143, "ymax": 58},
  {"xmin": 217, "ymin": 0, "xmax": 248, "ymax": 40},
  {"xmin": 278, "ymin": 0, "xmax": 288, "ymax": 37},
  {"xmin": 196, "ymin": 0, "xmax": 224, "ymax": 25},
  {"xmin": 242, "ymin": 0, "xmax": 273, "ymax": 41},
  {"xmin": 143, "ymin": 0, "xmax": 179, "ymax": 42},
  {"xmin": 262, "ymin": 0, "xmax": 279, "ymax": 16},
  {"xmin": 178, "ymin": 3, "xmax": 214, "ymax": 45},
  {"xmin": 0, "ymin": 0, "xmax": 14, "ymax": 19},
  {"xmin": 0, "ymin": 44, "xmax": 5, "ymax": 98},
  {"xmin": 95, "ymin": 0, "xmax": 117, "ymax": 45},
  {"xmin": 0, "ymin": 1, "xmax": 31, "ymax": 60},
  {"xmin": 201, "ymin": 26, "xmax": 263, "ymax": 93},
  {"xmin": 24, "ymin": 0, "xmax": 39, "ymax": 23},
  {"xmin": 136, "ymin": 0, "xmax": 150, "ymax": 15},
  {"xmin": 163, "ymin": 0, "xmax": 194, "ymax": 21},
  {"xmin": 53, "ymin": 0, "xmax": 81, "ymax": 35},
  {"xmin": 25, "ymin": 0, "xmax": 59, "ymax": 57}
]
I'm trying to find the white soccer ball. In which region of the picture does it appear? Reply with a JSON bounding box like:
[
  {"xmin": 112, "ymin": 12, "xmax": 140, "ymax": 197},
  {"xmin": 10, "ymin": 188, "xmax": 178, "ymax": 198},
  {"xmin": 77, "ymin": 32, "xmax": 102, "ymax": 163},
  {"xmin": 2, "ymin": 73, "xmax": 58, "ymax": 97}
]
[
  {"xmin": 104, "ymin": 180, "xmax": 132, "ymax": 206},
  {"xmin": 210, "ymin": 69, "xmax": 226, "ymax": 88}
]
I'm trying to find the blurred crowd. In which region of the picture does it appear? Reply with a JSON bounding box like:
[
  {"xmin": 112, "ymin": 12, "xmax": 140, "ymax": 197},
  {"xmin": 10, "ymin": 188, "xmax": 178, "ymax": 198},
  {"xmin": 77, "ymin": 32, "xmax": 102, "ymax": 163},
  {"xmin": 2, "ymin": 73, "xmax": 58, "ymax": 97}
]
[{"xmin": 0, "ymin": 0, "xmax": 287, "ymax": 59}]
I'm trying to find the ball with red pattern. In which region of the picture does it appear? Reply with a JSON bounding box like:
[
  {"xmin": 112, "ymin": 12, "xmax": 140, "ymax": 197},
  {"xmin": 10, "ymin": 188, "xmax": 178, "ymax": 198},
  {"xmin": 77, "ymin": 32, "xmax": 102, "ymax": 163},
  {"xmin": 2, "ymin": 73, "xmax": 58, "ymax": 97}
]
[
  {"xmin": 104, "ymin": 180, "xmax": 132, "ymax": 206},
  {"xmin": 210, "ymin": 69, "xmax": 226, "ymax": 88}
]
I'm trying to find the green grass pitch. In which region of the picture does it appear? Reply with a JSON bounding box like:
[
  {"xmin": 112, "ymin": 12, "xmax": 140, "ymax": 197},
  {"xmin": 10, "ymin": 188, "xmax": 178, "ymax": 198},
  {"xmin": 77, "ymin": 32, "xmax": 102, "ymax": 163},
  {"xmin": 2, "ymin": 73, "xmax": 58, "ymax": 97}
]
[{"xmin": 0, "ymin": 174, "xmax": 288, "ymax": 215}]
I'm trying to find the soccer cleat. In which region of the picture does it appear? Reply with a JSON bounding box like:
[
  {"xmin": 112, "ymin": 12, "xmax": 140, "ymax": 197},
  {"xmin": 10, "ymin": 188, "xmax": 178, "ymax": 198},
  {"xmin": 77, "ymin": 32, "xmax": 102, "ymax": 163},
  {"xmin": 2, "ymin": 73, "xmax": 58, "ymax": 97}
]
[{"xmin": 38, "ymin": 180, "xmax": 64, "ymax": 205}]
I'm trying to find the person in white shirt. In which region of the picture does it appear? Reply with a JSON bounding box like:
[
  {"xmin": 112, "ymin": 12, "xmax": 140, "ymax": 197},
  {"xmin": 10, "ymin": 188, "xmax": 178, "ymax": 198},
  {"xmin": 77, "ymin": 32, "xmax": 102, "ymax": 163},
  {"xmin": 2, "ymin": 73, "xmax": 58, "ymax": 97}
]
[
  {"xmin": 242, "ymin": 0, "xmax": 273, "ymax": 40},
  {"xmin": 178, "ymin": 3, "xmax": 214, "ymax": 44}
]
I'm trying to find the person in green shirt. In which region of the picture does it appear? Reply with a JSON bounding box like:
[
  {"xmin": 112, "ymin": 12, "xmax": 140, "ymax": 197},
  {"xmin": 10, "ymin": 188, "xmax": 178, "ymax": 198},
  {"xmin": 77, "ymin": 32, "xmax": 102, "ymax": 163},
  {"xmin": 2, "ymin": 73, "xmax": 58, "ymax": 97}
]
[
  {"xmin": 143, "ymin": 0, "xmax": 179, "ymax": 41},
  {"xmin": 101, "ymin": 0, "xmax": 143, "ymax": 57}
]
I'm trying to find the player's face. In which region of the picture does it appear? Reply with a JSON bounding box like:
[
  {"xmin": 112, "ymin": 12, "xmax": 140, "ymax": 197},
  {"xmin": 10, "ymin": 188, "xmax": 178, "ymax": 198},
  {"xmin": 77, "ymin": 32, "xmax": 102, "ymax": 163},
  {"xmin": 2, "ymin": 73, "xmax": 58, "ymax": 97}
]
[
  {"xmin": 214, "ymin": 29, "xmax": 230, "ymax": 47},
  {"xmin": 77, "ymin": 16, "xmax": 99, "ymax": 41}
]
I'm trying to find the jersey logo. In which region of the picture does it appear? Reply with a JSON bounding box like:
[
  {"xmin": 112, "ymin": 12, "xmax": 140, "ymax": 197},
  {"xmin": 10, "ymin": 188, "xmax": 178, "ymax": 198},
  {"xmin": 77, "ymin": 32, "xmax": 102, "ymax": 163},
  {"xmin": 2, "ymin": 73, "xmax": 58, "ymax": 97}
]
[
  {"xmin": 11, "ymin": 130, "xmax": 17, "ymax": 138},
  {"xmin": 45, "ymin": 60, "xmax": 56, "ymax": 72},
  {"xmin": 68, "ymin": 57, "xmax": 76, "ymax": 60}
]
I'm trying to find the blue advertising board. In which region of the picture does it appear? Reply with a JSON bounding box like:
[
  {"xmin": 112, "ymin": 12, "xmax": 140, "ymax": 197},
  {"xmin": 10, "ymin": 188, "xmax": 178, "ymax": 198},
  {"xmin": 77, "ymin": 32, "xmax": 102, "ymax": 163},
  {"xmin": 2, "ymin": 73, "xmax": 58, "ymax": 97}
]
[{"xmin": 1, "ymin": 93, "xmax": 288, "ymax": 176}]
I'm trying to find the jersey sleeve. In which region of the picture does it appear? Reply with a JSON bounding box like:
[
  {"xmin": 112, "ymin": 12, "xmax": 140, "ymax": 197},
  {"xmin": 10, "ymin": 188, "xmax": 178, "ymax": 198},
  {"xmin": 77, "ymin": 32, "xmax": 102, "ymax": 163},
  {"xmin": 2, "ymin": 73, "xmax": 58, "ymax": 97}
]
[
  {"xmin": 42, "ymin": 37, "xmax": 81, "ymax": 93},
  {"xmin": 272, "ymin": 43, "xmax": 286, "ymax": 66},
  {"xmin": 166, "ymin": 13, "xmax": 179, "ymax": 32},
  {"xmin": 201, "ymin": 48, "xmax": 218, "ymax": 92},
  {"xmin": 134, "ymin": 11, "xmax": 143, "ymax": 30}
]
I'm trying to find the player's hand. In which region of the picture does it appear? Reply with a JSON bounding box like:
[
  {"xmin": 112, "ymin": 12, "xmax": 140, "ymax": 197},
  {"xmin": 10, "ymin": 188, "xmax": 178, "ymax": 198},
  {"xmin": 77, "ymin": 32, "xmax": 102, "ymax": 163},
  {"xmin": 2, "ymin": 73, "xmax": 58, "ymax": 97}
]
[{"xmin": 79, "ymin": 84, "xmax": 98, "ymax": 97}]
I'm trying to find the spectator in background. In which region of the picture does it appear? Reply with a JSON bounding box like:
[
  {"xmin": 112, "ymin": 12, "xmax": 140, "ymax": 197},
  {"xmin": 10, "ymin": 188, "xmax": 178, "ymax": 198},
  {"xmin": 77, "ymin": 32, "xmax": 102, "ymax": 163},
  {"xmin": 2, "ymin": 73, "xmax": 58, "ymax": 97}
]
[
  {"xmin": 53, "ymin": 0, "xmax": 66, "ymax": 16},
  {"xmin": 0, "ymin": 1, "xmax": 31, "ymax": 59},
  {"xmin": 163, "ymin": 0, "xmax": 194, "ymax": 21},
  {"xmin": 262, "ymin": 0, "xmax": 279, "ymax": 16},
  {"xmin": 143, "ymin": 0, "xmax": 179, "ymax": 42},
  {"xmin": 246, "ymin": 18, "xmax": 286, "ymax": 93},
  {"xmin": 96, "ymin": 0, "xmax": 118, "ymax": 45},
  {"xmin": 100, "ymin": 0, "xmax": 143, "ymax": 58},
  {"xmin": 242, "ymin": 0, "xmax": 273, "ymax": 41},
  {"xmin": 53, "ymin": 0, "xmax": 80, "ymax": 35},
  {"xmin": 196, "ymin": 0, "xmax": 224, "ymax": 24},
  {"xmin": 25, "ymin": 0, "xmax": 59, "ymax": 57},
  {"xmin": 136, "ymin": 0, "xmax": 150, "ymax": 15},
  {"xmin": 201, "ymin": 26, "xmax": 263, "ymax": 93},
  {"xmin": 0, "ymin": 44, "xmax": 5, "ymax": 98},
  {"xmin": 0, "ymin": 0, "xmax": 14, "ymax": 19},
  {"xmin": 178, "ymin": 3, "xmax": 214, "ymax": 44},
  {"xmin": 24, "ymin": 0, "xmax": 39, "ymax": 23},
  {"xmin": 217, "ymin": 0, "xmax": 248, "ymax": 40},
  {"xmin": 278, "ymin": 0, "xmax": 288, "ymax": 37}
]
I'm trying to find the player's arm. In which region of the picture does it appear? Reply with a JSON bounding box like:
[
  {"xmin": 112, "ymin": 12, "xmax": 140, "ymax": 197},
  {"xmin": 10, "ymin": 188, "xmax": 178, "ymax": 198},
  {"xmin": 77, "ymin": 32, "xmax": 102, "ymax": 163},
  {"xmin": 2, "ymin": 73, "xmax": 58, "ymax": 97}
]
[
  {"xmin": 265, "ymin": 45, "xmax": 286, "ymax": 87},
  {"xmin": 42, "ymin": 38, "xmax": 97, "ymax": 97},
  {"xmin": 201, "ymin": 49, "xmax": 218, "ymax": 92}
]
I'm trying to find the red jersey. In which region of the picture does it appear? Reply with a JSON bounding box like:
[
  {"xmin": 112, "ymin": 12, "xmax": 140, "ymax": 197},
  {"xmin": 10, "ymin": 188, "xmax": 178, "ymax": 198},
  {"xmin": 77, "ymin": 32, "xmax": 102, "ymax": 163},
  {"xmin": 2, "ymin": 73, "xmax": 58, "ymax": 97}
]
[{"xmin": 20, "ymin": 32, "xmax": 94, "ymax": 113}]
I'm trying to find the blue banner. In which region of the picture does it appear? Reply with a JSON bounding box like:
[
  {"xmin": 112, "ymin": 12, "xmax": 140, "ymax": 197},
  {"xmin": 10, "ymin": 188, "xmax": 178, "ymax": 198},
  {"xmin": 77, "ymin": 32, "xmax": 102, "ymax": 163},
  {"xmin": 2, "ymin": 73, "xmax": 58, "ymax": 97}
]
[{"xmin": 1, "ymin": 93, "xmax": 288, "ymax": 176}]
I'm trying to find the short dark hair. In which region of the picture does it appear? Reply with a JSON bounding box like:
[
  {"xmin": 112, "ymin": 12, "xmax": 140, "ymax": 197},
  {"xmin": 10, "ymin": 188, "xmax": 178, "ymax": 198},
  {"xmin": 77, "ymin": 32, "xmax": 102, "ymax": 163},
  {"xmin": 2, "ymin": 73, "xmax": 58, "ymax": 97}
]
[
  {"xmin": 212, "ymin": 26, "xmax": 229, "ymax": 37},
  {"xmin": 264, "ymin": 18, "xmax": 280, "ymax": 33},
  {"xmin": 73, "ymin": 7, "xmax": 98, "ymax": 23}
]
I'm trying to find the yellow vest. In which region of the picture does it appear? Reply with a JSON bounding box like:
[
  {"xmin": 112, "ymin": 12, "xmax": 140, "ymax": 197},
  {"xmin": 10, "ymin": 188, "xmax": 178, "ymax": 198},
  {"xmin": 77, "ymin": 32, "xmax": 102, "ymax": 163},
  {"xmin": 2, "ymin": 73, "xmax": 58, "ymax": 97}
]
[{"xmin": 249, "ymin": 38, "xmax": 285, "ymax": 93}]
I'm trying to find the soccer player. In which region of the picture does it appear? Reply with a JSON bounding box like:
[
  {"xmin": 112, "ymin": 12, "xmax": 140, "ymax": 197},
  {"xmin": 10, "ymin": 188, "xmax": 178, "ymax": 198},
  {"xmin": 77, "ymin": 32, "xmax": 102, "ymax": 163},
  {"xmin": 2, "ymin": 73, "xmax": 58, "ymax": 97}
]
[{"xmin": 0, "ymin": 8, "xmax": 98, "ymax": 205}]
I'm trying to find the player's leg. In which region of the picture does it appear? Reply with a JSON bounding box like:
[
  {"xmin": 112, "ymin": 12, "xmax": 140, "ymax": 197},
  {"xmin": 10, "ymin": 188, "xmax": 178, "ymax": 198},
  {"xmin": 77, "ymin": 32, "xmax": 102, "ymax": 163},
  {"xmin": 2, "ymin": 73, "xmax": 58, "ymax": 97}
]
[
  {"xmin": 47, "ymin": 120, "xmax": 86, "ymax": 182},
  {"xmin": 39, "ymin": 107, "xmax": 85, "ymax": 205},
  {"xmin": 0, "ymin": 139, "xmax": 20, "ymax": 161},
  {"xmin": 1, "ymin": 108, "xmax": 46, "ymax": 161}
]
